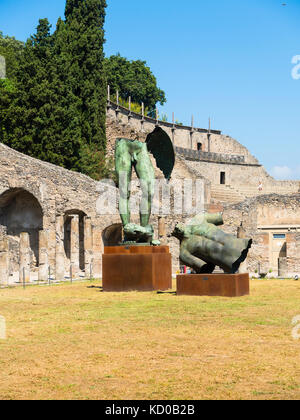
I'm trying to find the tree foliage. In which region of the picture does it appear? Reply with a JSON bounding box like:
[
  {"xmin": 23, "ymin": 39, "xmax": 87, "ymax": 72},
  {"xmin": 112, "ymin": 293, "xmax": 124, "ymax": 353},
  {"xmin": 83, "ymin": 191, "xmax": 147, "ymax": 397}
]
[
  {"xmin": 62, "ymin": 0, "xmax": 107, "ymax": 153},
  {"xmin": 0, "ymin": 0, "xmax": 167, "ymax": 179},
  {"xmin": 104, "ymin": 54, "xmax": 166, "ymax": 112},
  {"xmin": 0, "ymin": 31, "xmax": 24, "ymax": 79}
]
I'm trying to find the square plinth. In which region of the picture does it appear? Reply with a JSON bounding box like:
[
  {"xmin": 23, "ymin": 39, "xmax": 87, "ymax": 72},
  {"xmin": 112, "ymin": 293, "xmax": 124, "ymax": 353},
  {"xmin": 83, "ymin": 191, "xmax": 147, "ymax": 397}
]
[
  {"xmin": 177, "ymin": 273, "xmax": 250, "ymax": 297},
  {"xmin": 102, "ymin": 246, "xmax": 172, "ymax": 292}
]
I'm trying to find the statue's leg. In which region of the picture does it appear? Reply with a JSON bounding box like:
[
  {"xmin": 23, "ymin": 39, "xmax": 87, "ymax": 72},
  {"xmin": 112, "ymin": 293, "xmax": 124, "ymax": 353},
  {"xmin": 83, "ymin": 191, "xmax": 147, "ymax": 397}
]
[
  {"xmin": 134, "ymin": 146, "xmax": 155, "ymax": 227},
  {"xmin": 115, "ymin": 140, "xmax": 132, "ymax": 226}
]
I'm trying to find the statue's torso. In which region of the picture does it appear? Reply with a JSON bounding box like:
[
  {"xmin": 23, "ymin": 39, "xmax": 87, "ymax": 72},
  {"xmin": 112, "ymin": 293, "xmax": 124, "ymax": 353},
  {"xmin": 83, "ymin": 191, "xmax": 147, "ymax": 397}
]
[{"xmin": 116, "ymin": 138, "xmax": 147, "ymax": 163}]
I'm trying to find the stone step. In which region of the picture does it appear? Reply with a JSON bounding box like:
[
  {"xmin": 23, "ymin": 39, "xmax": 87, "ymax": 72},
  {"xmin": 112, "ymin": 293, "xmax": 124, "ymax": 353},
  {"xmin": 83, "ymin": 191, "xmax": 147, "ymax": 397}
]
[{"xmin": 211, "ymin": 184, "xmax": 245, "ymax": 203}]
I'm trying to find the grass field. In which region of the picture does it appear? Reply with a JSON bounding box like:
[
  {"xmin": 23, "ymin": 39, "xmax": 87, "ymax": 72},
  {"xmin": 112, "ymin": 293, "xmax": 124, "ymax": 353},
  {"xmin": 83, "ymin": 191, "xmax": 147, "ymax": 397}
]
[{"xmin": 0, "ymin": 279, "xmax": 300, "ymax": 400}]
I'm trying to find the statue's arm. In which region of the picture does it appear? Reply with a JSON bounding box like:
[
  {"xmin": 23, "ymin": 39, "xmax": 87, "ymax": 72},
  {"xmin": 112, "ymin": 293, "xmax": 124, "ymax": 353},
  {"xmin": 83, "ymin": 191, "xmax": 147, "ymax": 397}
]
[
  {"xmin": 204, "ymin": 213, "xmax": 224, "ymax": 226},
  {"xmin": 180, "ymin": 246, "xmax": 215, "ymax": 274},
  {"xmin": 180, "ymin": 247, "xmax": 201, "ymax": 269}
]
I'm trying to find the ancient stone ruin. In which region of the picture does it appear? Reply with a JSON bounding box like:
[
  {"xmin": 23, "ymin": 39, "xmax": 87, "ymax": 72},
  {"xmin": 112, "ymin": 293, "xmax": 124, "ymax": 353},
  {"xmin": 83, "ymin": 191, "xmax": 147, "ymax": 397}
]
[{"xmin": 0, "ymin": 95, "xmax": 299, "ymax": 285}]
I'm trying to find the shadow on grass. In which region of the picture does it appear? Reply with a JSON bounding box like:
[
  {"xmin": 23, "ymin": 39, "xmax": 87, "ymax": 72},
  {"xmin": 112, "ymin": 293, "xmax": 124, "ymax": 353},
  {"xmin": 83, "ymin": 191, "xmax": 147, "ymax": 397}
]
[
  {"xmin": 87, "ymin": 285, "xmax": 103, "ymax": 291},
  {"xmin": 87, "ymin": 286, "xmax": 177, "ymax": 295},
  {"xmin": 157, "ymin": 290, "xmax": 177, "ymax": 295}
]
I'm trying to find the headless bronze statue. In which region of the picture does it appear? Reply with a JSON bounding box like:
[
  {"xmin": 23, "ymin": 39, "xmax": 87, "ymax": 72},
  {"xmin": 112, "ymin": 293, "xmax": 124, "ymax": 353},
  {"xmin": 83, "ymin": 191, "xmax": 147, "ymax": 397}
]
[{"xmin": 115, "ymin": 128, "xmax": 175, "ymax": 244}]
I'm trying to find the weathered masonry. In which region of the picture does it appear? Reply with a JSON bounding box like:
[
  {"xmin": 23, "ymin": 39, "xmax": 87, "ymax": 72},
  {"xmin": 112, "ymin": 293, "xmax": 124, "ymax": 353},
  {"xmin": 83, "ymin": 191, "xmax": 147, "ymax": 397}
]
[{"xmin": 0, "ymin": 142, "xmax": 121, "ymax": 285}]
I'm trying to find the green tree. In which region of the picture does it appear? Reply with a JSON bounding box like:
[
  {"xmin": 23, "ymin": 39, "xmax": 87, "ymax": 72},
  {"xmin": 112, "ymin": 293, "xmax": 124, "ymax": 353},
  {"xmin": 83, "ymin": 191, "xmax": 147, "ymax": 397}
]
[
  {"xmin": 0, "ymin": 31, "xmax": 24, "ymax": 79},
  {"xmin": 0, "ymin": 19, "xmax": 60, "ymax": 161},
  {"xmin": 104, "ymin": 54, "xmax": 166, "ymax": 113},
  {"xmin": 1, "ymin": 19, "xmax": 84, "ymax": 169},
  {"xmin": 57, "ymin": 0, "xmax": 108, "ymax": 172},
  {"xmin": 0, "ymin": 0, "xmax": 108, "ymax": 180}
]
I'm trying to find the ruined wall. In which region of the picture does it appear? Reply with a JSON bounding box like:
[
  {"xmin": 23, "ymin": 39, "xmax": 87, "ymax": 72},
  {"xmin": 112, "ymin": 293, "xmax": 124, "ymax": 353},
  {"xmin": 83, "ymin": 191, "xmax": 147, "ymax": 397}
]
[
  {"xmin": 107, "ymin": 102, "xmax": 299, "ymax": 197},
  {"xmin": 223, "ymin": 194, "xmax": 300, "ymax": 277},
  {"xmin": 107, "ymin": 103, "xmax": 256, "ymax": 163},
  {"xmin": 0, "ymin": 142, "xmax": 122, "ymax": 283},
  {"xmin": 185, "ymin": 159, "xmax": 269, "ymax": 187}
]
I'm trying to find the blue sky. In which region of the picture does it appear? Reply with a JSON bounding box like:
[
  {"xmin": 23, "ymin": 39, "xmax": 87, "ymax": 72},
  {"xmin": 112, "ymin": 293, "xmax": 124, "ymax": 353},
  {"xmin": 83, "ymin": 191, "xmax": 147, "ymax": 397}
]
[{"xmin": 0, "ymin": 0, "xmax": 299, "ymax": 179}]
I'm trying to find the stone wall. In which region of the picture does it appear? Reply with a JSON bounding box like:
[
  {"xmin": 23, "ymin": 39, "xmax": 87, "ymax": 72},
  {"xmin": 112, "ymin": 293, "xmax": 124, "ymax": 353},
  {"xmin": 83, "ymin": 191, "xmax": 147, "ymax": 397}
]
[
  {"xmin": 107, "ymin": 101, "xmax": 299, "ymax": 196},
  {"xmin": 107, "ymin": 102, "xmax": 262, "ymax": 165},
  {"xmin": 0, "ymin": 142, "xmax": 121, "ymax": 284},
  {"xmin": 186, "ymin": 159, "xmax": 271, "ymax": 187},
  {"xmin": 0, "ymin": 55, "xmax": 5, "ymax": 79},
  {"xmin": 222, "ymin": 194, "xmax": 300, "ymax": 277},
  {"xmin": 175, "ymin": 147, "xmax": 246, "ymax": 164}
]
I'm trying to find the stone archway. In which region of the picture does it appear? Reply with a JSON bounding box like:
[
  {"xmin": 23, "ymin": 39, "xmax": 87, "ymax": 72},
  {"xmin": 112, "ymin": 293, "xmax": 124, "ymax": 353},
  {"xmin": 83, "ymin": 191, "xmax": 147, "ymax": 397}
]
[{"xmin": 0, "ymin": 188, "xmax": 43, "ymax": 273}]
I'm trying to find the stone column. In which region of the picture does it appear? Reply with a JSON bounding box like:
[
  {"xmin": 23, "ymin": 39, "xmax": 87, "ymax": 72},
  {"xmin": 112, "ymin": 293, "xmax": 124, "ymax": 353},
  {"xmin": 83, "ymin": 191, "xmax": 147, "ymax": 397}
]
[
  {"xmin": 70, "ymin": 215, "xmax": 80, "ymax": 279},
  {"xmin": 48, "ymin": 228, "xmax": 56, "ymax": 270},
  {"xmin": 158, "ymin": 217, "xmax": 167, "ymax": 245},
  {"xmin": 84, "ymin": 217, "xmax": 93, "ymax": 278},
  {"xmin": 0, "ymin": 237, "xmax": 9, "ymax": 285},
  {"xmin": 92, "ymin": 226, "xmax": 103, "ymax": 279},
  {"xmin": 19, "ymin": 232, "xmax": 30, "ymax": 283},
  {"xmin": 278, "ymin": 258, "xmax": 288, "ymax": 278},
  {"xmin": 38, "ymin": 230, "xmax": 48, "ymax": 282},
  {"xmin": 55, "ymin": 215, "xmax": 65, "ymax": 281},
  {"xmin": 43, "ymin": 210, "xmax": 56, "ymax": 270},
  {"xmin": 286, "ymin": 233, "xmax": 298, "ymax": 277}
]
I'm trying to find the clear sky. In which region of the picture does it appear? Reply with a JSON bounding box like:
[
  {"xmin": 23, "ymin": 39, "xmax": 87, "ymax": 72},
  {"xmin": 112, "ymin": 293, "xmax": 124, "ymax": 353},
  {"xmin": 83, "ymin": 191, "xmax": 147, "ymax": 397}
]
[{"xmin": 0, "ymin": 0, "xmax": 299, "ymax": 180}]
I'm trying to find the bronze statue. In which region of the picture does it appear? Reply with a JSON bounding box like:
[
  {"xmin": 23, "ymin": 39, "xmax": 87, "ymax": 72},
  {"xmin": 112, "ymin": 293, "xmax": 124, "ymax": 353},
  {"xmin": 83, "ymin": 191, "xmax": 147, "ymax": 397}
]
[
  {"xmin": 172, "ymin": 213, "xmax": 252, "ymax": 274},
  {"xmin": 115, "ymin": 127, "xmax": 175, "ymax": 244}
]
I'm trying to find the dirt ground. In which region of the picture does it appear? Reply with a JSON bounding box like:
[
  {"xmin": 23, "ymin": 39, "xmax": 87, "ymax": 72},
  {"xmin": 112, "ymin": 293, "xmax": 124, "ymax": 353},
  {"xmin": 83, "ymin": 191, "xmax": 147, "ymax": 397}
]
[{"xmin": 0, "ymin": 279, "xmax": 300, "ymax": 400}]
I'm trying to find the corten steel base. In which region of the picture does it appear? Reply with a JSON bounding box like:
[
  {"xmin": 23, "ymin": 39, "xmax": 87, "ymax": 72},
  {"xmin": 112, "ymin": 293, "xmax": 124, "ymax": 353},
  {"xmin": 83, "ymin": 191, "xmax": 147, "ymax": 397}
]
[
  {"xmin": 177, "ymin": 273, "xmax": 250, "ymax": 297},
  {"xmin": 102, "ymin": 246, "xmax": 172, "ymax": 292}
]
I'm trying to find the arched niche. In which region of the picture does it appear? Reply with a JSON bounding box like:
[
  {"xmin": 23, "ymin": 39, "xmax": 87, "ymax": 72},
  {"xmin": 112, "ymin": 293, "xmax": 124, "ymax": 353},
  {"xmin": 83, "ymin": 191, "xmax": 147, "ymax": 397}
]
[{"xmin": 0, "ymin": 188, "xmax": 43, "ymax": 269}]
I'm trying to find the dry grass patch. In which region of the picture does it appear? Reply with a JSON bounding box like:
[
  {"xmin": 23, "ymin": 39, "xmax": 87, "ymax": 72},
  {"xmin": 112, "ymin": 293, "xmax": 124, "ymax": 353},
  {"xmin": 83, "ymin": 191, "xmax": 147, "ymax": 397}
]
[{"xmin": 0, "ymin": 280, "xmax": 300, "ymax": 400}]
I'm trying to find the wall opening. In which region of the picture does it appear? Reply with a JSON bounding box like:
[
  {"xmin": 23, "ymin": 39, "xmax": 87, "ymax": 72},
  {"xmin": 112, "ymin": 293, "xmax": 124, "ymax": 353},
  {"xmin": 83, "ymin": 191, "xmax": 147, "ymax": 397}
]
[
  {"xmin": 220, "ymin": 172, "xmax": 226, "ymax": 185},
  {"xmin": 272, "ymin": 233, "xmax": 287, "ymax": 274},
  {"xmin": 197, "ymin": 142, "xmax": 203, "ymax": 151},
  {"xmin": 0, "ymin": 188, "xmax": 43, "ymax": 270}
]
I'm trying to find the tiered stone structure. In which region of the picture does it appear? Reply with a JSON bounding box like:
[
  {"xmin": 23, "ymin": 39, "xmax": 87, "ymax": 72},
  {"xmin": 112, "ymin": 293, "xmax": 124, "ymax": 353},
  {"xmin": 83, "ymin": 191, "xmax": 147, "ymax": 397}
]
[{"xmin": 0, "ymin": 97, "xmax": 299, "ymax": 284}]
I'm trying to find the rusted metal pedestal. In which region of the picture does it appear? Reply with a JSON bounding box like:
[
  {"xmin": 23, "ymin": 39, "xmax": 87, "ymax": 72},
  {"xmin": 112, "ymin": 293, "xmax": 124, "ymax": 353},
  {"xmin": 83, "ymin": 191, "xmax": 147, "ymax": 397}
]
[
  {"xmin": 177, "ymin": 273, "xmax": 250, "ymax": 297},
  {"xmin": 102, "ymin": 246, "xmax": 172, "ymax": 292}
]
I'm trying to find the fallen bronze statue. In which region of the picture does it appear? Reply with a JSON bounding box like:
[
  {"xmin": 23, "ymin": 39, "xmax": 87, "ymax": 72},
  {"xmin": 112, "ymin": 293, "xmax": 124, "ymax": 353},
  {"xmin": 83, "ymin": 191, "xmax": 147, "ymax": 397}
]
[{"xmin": 172, "ymin": 213, "xmax": 252, "ymax": 274}]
